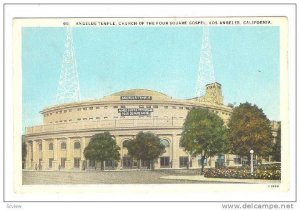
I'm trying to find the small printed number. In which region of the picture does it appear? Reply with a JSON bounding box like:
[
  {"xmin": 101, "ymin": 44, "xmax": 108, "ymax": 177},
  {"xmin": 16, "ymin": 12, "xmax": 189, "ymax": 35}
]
[{"xmin": 268, "ymin": 184, "xmax": 279, "ymax": 188}]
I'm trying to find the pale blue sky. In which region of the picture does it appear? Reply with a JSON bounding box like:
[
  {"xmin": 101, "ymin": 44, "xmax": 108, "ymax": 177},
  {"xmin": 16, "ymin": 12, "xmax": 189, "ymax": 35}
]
[{"xmin": 22, "ymin": 26, "xmax": 279, "ymax": 132}]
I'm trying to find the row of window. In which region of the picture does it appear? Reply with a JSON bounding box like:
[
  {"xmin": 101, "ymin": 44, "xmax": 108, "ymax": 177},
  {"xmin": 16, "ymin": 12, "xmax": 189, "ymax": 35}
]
[
  {"xmin": 121, "ymin": 156, "xmax": 189, "ymax": 168},
  {"xmin": 38, "ymin": 158, "xmax": 82, "ymax": 169},
  {"xmin": 40, "ymin": 155, "xmax": 236, "ymax": 169},
  {"xmin": 37, "ymin": 139, "xmax": 170, "ymax": 152},
  {"xmin": 211, "ymin": 110, "xmax": 231, "ymax": 116},
  {"xmin": 44, "ymin": 105, "xmax": 195, "ymax": 117},
  {"xmin": 48, "ymin": 116, "xmax": 186, "ymax": 124},
  {"xmin": 38, "ymin": 142, "xmax": 81, "ymax": 151}
]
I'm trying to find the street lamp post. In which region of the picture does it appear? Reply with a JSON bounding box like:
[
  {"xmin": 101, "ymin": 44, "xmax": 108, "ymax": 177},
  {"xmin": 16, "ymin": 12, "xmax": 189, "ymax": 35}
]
[{"xmin": 250, "ymin": 150, "xmax": 254, "ymax": 176}]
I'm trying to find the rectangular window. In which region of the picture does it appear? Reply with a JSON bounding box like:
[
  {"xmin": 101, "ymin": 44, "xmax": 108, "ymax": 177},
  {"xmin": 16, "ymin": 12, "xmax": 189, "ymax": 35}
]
[
  {"xmin": 89, "ymin": 118, "xmax": 93, "ymax": 120},
  {"xmin": 69, "ymin": 119, "xmax": 72, "ymax": 122},
  {"xmin": 59, "ymin": 111, "xmax": 62, "ymax": 114},
  {"xmin": 104, "ymin": 106, "xmax": 108, "ymax": 109},
  {"xmin": 146, "ymin": 105, "xmax": 151, "ymax": 108},
  {"xmin": 96, "ymin": 106, "xmax": 100, "ymax": 109},
  {"xmin": 105, "ymin": 160, "xmax": 114, "ymax": 168},
  {"xmin": 69, "ymin": 109, "xmax": 72, "ymax": 112},
  {"xmin": 38, "ymin": 143, "xmax": 42, "ymax": 151},
  {"xmin": 104, "ymin": 117, "xmax": 108, "ymax": 119},
  {"xmin": 160, "ymin": 157, "xmax": 170, "ymax": 168},
  {"xmin": 74, "ymin": 158, "xmax": 80, "ymax": 168},
  {"xmin": 164, "ymin": 106, "xmax": 168, "ymax": 109},
  {"xmin": 179, "ymin": 107, "xmax": 183, "ymax": 109},
  {"xmin": 77, "ymin": 118, "xmax": 81, "ymax": 121},
  {"xmin": 49, "ymin": 158, "xmax": 53, "ymax": 168},
  {"xmin": 64, "ymin": 110, "xmax": 67, "ymax": 113},
  {"xmin": 83, "ymin": 107, "xmax": 87, "ymax": 110},
  {"xmin": 172, "ymin": 106, "xmax": 176, "ymax": 109},
  {"xmin": 96, "ymin": 117, "xmax": 100, "ymax": 120},
  {"xmin": 234, "ymin": 156, "xmax": 241, "ymax": 164},
  {"xmin": 179, "ymin": 156, "xmax": 189, "ymax": 168},
  {"xmin": 88, "ymin": 160, "xmax": 95, "ymax": 167},
  {"xmin": 64, "ymin": 120, "xmax": 67, "ymax": 122},
  {"xmin": 153, "ymin": 105, "xmax": 158, "ymax": 108},
  {"xmin": 141, "ymin": 160, "xmax": 150, "ymax": 168},
  {"xmin": 61, "ymin": 158, "xmax": 66, "ymax": 168},
  {"xmin": 89, "ymin": 107, "xmax": 93, "ymax": 110},
  {"xmin": 122, "ymin": 157, "xmax": 132, "ymax": 168},
  {"xmin": 216, "ymin": 155, "xmax": 225, "ymax": 167},
  {"xmin": 39, "ymin": 158, "xmax": 42, "ymax": 169},
  {"xmin": 139, "ymin": 105, "xmax": 144, "ymax": 108},
  {"xmin": 113, "ymin": 106, "xmax": 118, "ymax": 108},
  {"xmin": 198, "ymin": 156, "xmax": 207, "ymax": 167},
  {"xmin": 83, "ymin": 118, "xmax": 87, "ymax": 120},
  {"xmin": 77, "ymin": 108, "xmax": 81, "ymax": 111},
  {"xmin": 121, "ymin": 105, "xmax": 126, "ymax": 108}
]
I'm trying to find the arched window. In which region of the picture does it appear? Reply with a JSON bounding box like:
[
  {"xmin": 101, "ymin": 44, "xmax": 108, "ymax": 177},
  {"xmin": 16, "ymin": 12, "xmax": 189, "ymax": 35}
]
[
  {"xmin": 122, "ymin": 140, "xmax": 130, "ymax": 148},
  {"xmin": 160, "ymin": 139, "xmax": 170, "ymax": 147},
  {"xmin": 74, "ymin": 142, "xmax": 81, "ymax": 149},
  {"xmin": 49, "ymin": 143, "xmax": 53, "ymax": 150},
  {"xmin": 38, "ymin": 143, "xmax": 42, "ymax": 151},
  {"xmin": 61, "ymin": 142, "xmax": 66, "ymax": 150}
]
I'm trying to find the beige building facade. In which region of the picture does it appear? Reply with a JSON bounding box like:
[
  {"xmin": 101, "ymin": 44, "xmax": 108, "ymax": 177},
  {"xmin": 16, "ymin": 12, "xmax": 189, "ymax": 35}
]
[{"xmin": 24, "ymin": 83, "xmax": 275, "ymax": 171}]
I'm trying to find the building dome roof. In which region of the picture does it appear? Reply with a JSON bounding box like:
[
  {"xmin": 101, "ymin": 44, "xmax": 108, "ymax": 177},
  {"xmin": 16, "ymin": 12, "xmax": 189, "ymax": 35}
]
[{"xmin": 109, "ymin": 89, "xmax": 171, "ymax": 99}]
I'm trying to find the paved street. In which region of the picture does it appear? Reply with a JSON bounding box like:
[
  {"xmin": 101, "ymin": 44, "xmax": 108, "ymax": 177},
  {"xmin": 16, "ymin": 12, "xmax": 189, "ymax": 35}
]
[{"xmin": 23, "ymin": 169, "xmax": 223, "ymax": 185}]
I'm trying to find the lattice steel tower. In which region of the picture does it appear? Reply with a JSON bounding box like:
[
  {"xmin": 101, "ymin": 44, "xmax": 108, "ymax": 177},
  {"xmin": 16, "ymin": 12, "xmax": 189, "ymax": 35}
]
[
  {"xmin": 195, "ymin": 27, "xmax": 216, "ymax": 97},
  {"xmin": 56, "ymin": 27, "xmax": 81, "ymax": 104}
]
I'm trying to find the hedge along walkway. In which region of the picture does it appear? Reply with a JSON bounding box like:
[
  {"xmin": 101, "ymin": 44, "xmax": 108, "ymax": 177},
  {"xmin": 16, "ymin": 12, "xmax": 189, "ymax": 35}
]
[{"xmin": 160, "ymin": 175, "xmax": 281, "ymax": 184}]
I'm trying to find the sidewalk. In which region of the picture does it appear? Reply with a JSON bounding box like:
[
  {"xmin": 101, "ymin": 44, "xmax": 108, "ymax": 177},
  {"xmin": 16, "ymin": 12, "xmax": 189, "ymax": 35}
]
[{"xmin": 160, "ymin": 175, "xmax": 281, "ymax": 184}]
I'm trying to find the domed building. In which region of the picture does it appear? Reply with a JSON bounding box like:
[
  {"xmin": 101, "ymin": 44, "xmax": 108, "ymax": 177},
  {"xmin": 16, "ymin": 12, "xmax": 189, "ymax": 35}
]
[{"xmin": 25, "ymin": 82, "xmax": 234, "ymax": 170}]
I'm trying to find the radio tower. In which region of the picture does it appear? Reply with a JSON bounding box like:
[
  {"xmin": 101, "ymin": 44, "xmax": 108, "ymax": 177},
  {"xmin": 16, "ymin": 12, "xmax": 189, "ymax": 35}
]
[
  {"xmin": 195, "ymin": 26, "xmax": 216, "ymax": 97},
  {"xmin": 56, "ymin": 27, "xmax": 81, "ymax": 104}
]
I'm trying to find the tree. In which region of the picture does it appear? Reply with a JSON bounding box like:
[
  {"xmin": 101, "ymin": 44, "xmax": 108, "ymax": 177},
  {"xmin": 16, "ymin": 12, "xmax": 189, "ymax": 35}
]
[
  {"xmin": 84, "ymin": 132, "xmax": 120, "ymax": 170},
  {"xmin": 180, "ymin": 108, "xmax": 229, "ymax": 174},
  {"xmin": 272, "ymin": 124, "xmax": 281, "ymax": 162},
  {"xmin": 228, "ymin": 102, "xmax": 273, "ymax": 163},
  {"xmin": 126, "ymin": 132, "xmax": 165, "ymax": 170}
]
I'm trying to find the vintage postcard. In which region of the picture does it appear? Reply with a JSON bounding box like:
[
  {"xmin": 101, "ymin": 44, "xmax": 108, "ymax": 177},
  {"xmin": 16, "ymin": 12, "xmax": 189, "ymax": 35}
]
[{"xmin": 12, "ymin": 16, "xmax": 289, "ymax": 199}]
